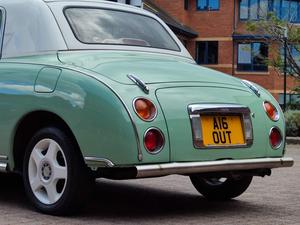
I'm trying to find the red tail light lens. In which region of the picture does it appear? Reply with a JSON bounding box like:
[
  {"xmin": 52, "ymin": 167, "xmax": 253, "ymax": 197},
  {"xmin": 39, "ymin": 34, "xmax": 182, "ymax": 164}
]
[
  {"xmin": 269, "ymin": 127, "xmax": 282, "ymax": 149},
  {"xmin": 263, "ymin": 101, "xmax": 279, "ymax": 121},
  {"xmin": 134, "ymin": 98, "xmax": 157, "ymax": 121},
  {"xmin": 144, "ymin": 128, "xmax": 164, "ymax": 153}
]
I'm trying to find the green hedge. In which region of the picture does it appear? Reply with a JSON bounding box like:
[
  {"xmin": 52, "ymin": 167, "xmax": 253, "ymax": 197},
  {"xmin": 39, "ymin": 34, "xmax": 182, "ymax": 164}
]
[{"xmin": 285, "ymin": 110, "xmax": 300, "ymax": 137}]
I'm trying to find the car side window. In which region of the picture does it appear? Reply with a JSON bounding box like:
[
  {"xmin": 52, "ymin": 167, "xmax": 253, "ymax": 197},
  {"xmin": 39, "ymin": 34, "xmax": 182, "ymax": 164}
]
[{"xmin": 1, "ymin": 3, "xmax": 67, "ymax": 58}]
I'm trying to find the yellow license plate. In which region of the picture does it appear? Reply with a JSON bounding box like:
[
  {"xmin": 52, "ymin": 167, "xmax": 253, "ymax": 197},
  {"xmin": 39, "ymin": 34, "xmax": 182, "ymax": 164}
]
[{"xmin": 201, "ymin": 115, "xmax": 245, "ymax": 147}]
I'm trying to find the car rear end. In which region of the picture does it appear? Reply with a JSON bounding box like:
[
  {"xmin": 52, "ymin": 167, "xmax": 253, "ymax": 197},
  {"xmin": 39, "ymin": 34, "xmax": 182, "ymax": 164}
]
[
  {"xmin": 46, "ymin": 0, "xmax": 293, "ymax": 199},
  {"xmin": 129, "ymin": 81, "xmax": 293, "ymax": 178}
]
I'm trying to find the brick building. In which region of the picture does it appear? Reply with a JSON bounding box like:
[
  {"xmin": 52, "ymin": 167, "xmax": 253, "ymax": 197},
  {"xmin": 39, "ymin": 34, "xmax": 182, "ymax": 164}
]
[{"xmin": 146, "ymin": 0, "xmax": 300, "ymax": 105}]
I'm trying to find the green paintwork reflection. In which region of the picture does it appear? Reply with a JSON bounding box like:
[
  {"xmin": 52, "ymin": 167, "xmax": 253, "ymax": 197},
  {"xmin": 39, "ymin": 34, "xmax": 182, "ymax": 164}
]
[
  {"xmin": 58, "ymin": 51, "xmax": 243, "ymax": 86},
  {"xmin": 0, "ymin": 51, "xmax": 286, "ymax": 170}
]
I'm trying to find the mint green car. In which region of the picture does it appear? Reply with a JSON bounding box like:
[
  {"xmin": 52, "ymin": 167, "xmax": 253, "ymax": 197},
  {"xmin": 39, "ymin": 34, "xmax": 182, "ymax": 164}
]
[{"xmin": 0, "ymin": 0, "xmax": 294, "ymax": 215}]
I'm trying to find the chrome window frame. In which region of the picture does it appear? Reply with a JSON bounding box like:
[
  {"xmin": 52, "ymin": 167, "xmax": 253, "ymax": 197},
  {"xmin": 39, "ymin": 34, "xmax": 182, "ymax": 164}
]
[
  {"xmin": 188, "ymin": 104, "xmax": 253, "ymax": 149},
  {"xmin": 0, "ymin": 7, "xmax": 6, "ymax": 59}
]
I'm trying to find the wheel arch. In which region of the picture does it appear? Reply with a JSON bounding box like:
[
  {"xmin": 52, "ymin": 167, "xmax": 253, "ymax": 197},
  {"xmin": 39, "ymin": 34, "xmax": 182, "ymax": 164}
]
[{"xmin": 13, "ymin": 110, "xmax": 82, "ymax": 173}]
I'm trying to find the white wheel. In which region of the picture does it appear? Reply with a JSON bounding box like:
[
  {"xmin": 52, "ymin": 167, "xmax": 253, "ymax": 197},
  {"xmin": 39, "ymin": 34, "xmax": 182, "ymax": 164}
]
[
  {"xmin": 23, "ymin": 127, "xmax": 92, "ymax": 215},
  {"xmin": 28, "ymin": 139, "xmax": 68, "ymax": 205}
]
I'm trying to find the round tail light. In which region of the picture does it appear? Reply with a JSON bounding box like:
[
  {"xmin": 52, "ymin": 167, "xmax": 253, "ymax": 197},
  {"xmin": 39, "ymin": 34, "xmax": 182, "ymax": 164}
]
[
  {"xmin": 269, "ymin": 127, "xmax": 282, "ymax": 149},
  {"xmin": 144, "ymin": 128, "xmax": 164, "ymax": 154},
  {"xmin": 133, "ymin": 98, "xmax": 157, "ymax": 121},
  {"xmin": 263, "ymin": 101, "xmax": 279, "ymax": 121}
]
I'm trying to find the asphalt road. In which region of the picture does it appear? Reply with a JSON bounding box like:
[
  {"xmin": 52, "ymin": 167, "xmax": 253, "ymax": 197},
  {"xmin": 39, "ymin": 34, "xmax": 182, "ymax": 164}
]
[{"xmin": 0, "ymin": 145, "xmax": 299, "ymax": 225}]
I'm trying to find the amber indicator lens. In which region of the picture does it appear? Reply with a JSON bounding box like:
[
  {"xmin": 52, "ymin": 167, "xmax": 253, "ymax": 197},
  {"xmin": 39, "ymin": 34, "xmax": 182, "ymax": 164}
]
[
  {"xmin": 144, "ymin": 128, "xmax": 164, "ymax": 153},
  {"xmin": 134, "ymin": 98, "xmax": 157, "ymax": 121},
  {"xmin": 269, "ymin": 127, "xmax": 282, "ymax": 149},
  {"xmin": 264, "ymin": 101, "xmax": 279, "ymax": 121}
]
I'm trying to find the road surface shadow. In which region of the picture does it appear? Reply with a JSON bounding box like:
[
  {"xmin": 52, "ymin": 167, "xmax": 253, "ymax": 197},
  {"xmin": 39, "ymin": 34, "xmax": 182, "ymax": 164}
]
[
  {"xmin": 0, "ymin": 174, "xmax": 268, "ymax": 218},
  {"xmin": 0, "ymin": 173, "xmax": 29, "ymax": 206},
  {"xmin": 80, "ymin": 178, "xmax": 266, "ymax": 219}
]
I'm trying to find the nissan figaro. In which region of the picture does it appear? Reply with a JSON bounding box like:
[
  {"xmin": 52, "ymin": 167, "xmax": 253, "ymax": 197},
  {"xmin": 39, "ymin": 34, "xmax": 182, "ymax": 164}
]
[{"xmin": 0, "ymin": 0, "xmax": 294, "ymax": 215}]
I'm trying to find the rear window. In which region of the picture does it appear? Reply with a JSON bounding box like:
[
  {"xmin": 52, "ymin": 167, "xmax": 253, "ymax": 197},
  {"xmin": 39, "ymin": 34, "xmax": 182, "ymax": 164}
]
[{"xmin": 64, "ymin": 8, "xmax": 180, "ymax": 51}]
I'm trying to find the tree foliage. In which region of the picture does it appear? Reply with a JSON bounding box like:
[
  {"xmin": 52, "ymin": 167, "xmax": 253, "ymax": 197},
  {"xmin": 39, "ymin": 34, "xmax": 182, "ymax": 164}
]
[{"xmin": 246, "ymin": 13, "xmax": 300, "ymax": 80}]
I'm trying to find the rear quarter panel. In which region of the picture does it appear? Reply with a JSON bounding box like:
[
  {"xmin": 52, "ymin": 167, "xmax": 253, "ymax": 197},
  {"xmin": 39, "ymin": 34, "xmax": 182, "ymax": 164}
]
[
  {"xmin": 0, "ymin": 62, "xmax": 142, "ymax": 169},
  {"xmin": 43, "ymin": 69, "xmax": 141, "ymax": 165}
]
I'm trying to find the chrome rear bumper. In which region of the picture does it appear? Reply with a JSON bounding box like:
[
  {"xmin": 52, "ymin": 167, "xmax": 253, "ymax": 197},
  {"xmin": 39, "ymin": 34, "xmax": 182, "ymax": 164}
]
[
  {"xmin": 135, "ymin": 157, "xmax": 294, "ymax": 178},
  {"xmin": 0, "ymin": 163, "xmax": 7, "ymax": 172}
]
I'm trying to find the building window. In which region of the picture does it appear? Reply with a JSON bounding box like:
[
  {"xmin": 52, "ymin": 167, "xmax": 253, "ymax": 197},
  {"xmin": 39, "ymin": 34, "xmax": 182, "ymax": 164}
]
[
  {"xmin": 196, "ymin": 41, "xmax": 218, "ymax": 64},
  {"xmin": 184, "ymin": 0, "xmax": 189, "ymax": 10},
  {"xmin": 197, "ymin": 0, "xmax": 220, "ymax": 11},
  {"xmin": 249, "ymin": 0, "xmax": 259, "ymax": 20},
  {"xmin": 240, "ymin": 0, "xmax": 268, "ymax": 20},
  {"xmin": 279, "ymin": 93, "xmax": 300, "ymax": 107},
  {"xmin": 237, "ymin": 42, "xmax": 268, "ymax": 71},
  {"xmin": 240, "ymin": 0, "xmax": 249, "ymax": 19},
  {"xmin": 239, "ymin": 0, "xmax": 300, "ymax": 22},
  {"xmin": 281, "ymin": 45, "xmax": 300, "ymax": 74}
]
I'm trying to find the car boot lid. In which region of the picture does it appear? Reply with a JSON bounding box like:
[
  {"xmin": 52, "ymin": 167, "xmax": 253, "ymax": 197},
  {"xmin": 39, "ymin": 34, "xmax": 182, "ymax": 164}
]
[{"xmin": 57, "ymin": 50, "xmax": 244, "ymax": 87}]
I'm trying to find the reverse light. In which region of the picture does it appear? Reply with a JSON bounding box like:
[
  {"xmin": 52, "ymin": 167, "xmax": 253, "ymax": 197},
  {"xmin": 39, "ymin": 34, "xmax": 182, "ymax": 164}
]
[
  {"xmin": 269, "ymin": 127, "xmax": 283, "ymax": 149},
  {"xmin": 264, "ymin": 101, "xmax": 280, "ymax": 121},
  {"xmin": 144, "ymin": 128, "xmax": 164, "ymax": 154},
  {"xmin": 133, "ymin": 98, "xmax": 157, "ymax": 121}
]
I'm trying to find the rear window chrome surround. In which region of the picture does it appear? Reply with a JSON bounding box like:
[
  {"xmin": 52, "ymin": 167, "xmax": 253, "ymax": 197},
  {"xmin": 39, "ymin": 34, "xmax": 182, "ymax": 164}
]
[{"xmin": 188, "ymin": 104, "xmax": 253, "ymax": 149}]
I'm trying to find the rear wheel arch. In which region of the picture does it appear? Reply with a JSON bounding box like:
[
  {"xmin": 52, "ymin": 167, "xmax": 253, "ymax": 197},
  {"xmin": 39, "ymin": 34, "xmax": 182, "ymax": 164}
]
[{"xmin": 13, "ymin": 110, "xmax": 83, "ymax": 173}]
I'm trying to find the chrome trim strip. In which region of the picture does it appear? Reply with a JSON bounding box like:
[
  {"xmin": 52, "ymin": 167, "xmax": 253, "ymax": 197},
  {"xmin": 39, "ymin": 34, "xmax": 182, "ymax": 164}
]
[
  {"xmin": 135, "ymin": 157, "xmax": 294, "ymax": 178},
  {"xmin": 188, "ymin": 104, "xmax": 253, "ymax": 149},
  {"xmin": 84, "ymin": 157, "xmax": 115, "ymax": 168},
  {"xmin": 0, "ymin": 163, "xmax": 7, "ymax": 172},
  {"xmin": 0, "ymin": 155, "xmax": 8, "ymax": 160},
  {"xmin": 127, "ymin": 74, "xmax": 149, "ymax": 94},
  {"xmin": 189, "ymin": 104, "xmax": 250, "ymax": 114}
]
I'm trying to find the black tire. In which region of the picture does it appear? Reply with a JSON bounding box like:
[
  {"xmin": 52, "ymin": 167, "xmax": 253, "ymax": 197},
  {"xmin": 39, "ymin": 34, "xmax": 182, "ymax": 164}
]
[
  {"xmin": 23, "ymin": 127, "xmax": 92, "ymax": 215},
  {"xmin": 190, "ymin": 174, "xmax": 253, "ymax": 200}
]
